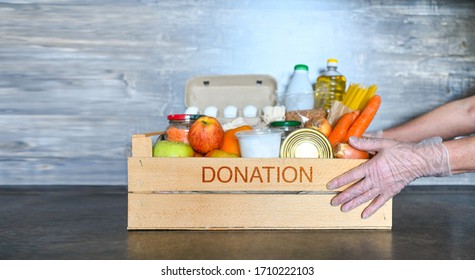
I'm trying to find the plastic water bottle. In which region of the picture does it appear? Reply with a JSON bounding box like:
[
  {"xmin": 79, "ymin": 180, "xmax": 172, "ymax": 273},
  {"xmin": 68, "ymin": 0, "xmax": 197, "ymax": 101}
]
[
  {"xmin": 284, "ymin": 64, "xmax": 314, "ymax": 111},
  {"xmin": 314, "ymin": 58, "xmax": 347, "ymax": 112}
]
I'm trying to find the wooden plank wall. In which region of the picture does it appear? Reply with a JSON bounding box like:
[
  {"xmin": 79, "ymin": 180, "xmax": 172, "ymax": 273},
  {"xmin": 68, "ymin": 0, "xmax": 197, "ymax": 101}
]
[{"xmin": 0, "ymin": 0, "xmax": 474, "ymax": 185}]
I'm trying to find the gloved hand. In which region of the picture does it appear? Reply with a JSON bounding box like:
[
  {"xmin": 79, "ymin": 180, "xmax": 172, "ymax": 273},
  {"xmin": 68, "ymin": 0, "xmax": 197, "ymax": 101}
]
[
  {"xmin": 362, "ymin": 129, "xmax": 383, "ymax": 138},
  {"xmin": 327, "ymin": 136, "xmax": 451, "ymax": 219}
]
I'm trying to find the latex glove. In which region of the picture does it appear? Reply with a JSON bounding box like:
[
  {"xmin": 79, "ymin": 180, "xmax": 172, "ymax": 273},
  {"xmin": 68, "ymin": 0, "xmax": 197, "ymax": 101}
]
[
  {"xmin": 327, "ymin": 136, "xmax": 451, "ymax": 219},
  {"xmin": 362, "ymin": 129, "xmax": 383, "ymax": 138}
]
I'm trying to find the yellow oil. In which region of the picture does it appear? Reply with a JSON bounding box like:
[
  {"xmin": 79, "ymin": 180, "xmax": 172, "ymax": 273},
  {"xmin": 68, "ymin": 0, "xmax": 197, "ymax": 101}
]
[{"xmin": 315, "ymin": 74, "xmax": 346, "ymax": 112}]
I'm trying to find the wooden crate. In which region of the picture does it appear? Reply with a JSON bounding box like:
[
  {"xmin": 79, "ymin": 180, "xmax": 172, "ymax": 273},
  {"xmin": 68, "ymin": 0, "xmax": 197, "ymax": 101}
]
[{"xmin": 128, "ymin": 133, "xmax": 392, "ymax": 230}]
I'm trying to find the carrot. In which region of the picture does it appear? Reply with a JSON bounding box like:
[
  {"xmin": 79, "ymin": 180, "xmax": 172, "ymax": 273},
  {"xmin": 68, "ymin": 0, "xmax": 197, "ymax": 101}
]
[
  {"xmin": 345, "ymin": 94, "xmax": 381, "ymax": 141},
  {"xmin": 327, "ymin": 110, "xmax": 360, "ymax": 147},
  {"xmin": 166, "ymin": 126, "xmax": 188, "ymax": 143}
]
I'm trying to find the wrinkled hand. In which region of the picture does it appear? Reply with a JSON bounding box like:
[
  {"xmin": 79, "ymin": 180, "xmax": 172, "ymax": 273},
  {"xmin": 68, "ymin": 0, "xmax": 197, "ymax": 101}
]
[{"xmin": 327, "ymin": 136, "xmax": 451, "ymax": 219}]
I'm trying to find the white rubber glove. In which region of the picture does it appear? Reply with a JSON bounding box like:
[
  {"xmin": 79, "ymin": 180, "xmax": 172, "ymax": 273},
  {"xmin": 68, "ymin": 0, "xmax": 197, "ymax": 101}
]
[
  {"xmin": 362, "ymin": 130, "xmax": 383, "ymax": 138},
  {"xmin": 327, "ymin": 136, "xmax": 451, "ymax": 219}
]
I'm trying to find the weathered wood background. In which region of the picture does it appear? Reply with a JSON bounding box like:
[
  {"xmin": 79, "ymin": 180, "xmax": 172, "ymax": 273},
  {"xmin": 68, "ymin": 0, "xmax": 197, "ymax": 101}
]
[{"xmin": 1, "ymin": 0, "xmax": 474, "ymax": 185}]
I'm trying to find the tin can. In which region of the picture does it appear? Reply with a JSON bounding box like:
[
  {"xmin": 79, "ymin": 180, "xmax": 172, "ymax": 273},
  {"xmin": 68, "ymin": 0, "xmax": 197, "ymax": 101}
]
[{"xmin": 280, "ymin": 128, "xmax": 333, "ymax": 158}]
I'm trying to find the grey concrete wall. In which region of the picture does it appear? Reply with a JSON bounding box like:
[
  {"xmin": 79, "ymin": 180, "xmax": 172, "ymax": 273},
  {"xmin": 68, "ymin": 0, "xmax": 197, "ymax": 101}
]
[{"xmin": 1, "ymin": 0, "xmax": 474, "ymax": 185}]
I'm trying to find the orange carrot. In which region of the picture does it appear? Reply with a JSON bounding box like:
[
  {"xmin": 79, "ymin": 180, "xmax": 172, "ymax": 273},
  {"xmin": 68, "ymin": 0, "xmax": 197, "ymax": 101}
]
[
  {"xmin": 345, "ymin": 94, "xmax": 381, "ymax": 141},
  {"xmin": 327, "ymin": 110, "xmax": 360, "ymax": 147},
  {"xmin": 166, "ymin": 126, "xmax": 188, "ymax": 143}
]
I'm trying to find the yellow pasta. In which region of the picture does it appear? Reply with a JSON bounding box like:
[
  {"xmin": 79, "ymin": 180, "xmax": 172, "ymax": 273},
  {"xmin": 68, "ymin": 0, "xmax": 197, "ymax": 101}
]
[{"xmin": 342, "ymin": 83, "xmax": 378, "ymax": 111}]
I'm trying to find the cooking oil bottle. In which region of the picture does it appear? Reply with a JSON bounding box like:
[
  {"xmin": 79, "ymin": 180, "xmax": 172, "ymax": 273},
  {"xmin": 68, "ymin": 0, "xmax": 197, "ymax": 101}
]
[{"xmin": 314, "ymin": 58, "xmax": 347, "ymax": 112}]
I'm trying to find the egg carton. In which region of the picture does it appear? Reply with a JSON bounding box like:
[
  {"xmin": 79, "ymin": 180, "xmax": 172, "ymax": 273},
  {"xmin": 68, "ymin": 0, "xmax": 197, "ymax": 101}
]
[{"xmin": 184, "ymin": 74, "xmax": 278, "ymax": 127}]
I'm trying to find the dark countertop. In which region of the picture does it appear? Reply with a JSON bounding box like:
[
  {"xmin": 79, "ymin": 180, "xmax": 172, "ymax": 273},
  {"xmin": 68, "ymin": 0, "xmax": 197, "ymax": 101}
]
[{"xmin": 1, "ymin": 185, "xmax": 474, "ymax": 260}]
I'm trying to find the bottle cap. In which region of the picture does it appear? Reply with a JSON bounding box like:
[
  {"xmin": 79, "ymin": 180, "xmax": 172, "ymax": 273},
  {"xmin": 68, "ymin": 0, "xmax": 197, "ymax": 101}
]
[
  {"xmin": 327, "ymin": 58, "xmax": 338, "ymax": 67},
  {"xmin": 294, "ymin": 64, "xmax": 309, "ymax": 71}
]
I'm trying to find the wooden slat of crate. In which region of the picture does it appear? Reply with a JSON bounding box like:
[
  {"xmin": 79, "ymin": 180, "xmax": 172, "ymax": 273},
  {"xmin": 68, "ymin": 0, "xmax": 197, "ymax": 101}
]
[
  {"xmin": 128, "ymin": 193, "xmax": 392, "ymax": 230},
  {"xmin": 128, "ymin": 157, "xmax": 366, "ymax": 192}
]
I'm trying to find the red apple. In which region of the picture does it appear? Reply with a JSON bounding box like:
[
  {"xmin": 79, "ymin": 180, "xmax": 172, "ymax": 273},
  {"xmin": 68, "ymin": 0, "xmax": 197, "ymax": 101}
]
[{"xmin": 188, "ymin": 116, "xmax": 224, "ymax": 154}]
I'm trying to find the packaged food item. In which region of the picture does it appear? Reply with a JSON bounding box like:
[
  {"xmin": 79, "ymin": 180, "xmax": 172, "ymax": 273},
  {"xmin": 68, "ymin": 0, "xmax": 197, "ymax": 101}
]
[
  {"xmin": 165, "ymin": 114, "xmax": 202, "ymax": 144},
  {"xmin": 314, "ymin": 58, "xmax": 347, "ymax": 112},
  {"xmin": 284, "ymin": 64, "xmax": 314, "ymax": 111},
  {"xmin": 235, "ymin": 129, "xmax": 282, "ymax": 158},
  {"xmin": 270, "ymin": 120, "xmax": 302, "ymax": 141},
  {"xmin": 341, "ymin": 83, "xmax": 378, "ymax": 111},
  {"xmin": 284, "ymin": 108, "xmax": 327, "ymax": 126},
  {"xmin": 280, "ymin": 128, "xmax": 333, "ymax": 158}
]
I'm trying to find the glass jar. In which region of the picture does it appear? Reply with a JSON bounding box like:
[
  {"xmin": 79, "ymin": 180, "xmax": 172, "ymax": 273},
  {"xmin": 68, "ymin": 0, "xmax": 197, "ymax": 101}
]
[
  {"xmin": 165, "ymin": 114, "xmax": 202, "ymax": 144},
  {"xmin": 269, "ymin": 120, "xmax": 302, "ymax": 141}
]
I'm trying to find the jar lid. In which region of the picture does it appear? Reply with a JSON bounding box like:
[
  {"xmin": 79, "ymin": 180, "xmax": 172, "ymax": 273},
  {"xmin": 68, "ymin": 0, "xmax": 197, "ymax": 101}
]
[
  {"xmin": 270, "ymin": 120, "xmax": 302, "ymax": 127},
  {"xmin": 235, "ymin": 128, "xmax": 282, "ymax": 139},
  {"xmin": 294, "ymin": 64, "xmax": 308, "ymax": 71},
  {"xmin": 167, "ymin": 114, "xmax": 203, "ymax": 121}
]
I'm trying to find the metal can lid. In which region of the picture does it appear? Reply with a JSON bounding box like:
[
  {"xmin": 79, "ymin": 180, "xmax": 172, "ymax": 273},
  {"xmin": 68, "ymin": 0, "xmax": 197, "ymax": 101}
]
[
  {"xmin": 167, "ymin": 114, "xmax": 203, "ymax": 121},
  {"xmin": 270, "ymin": 120, "xmax": 302, "ymax": 127},
  {"xmin": 280, "ymin": 128, "xmax": 333, "ymax": 158}
]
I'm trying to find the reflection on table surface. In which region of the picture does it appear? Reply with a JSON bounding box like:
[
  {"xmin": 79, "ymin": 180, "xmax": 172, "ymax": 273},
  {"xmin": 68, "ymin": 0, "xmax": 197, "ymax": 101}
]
[{"xmin": 0, "ymin": 185, "xmax": 474, "ymax": 260}]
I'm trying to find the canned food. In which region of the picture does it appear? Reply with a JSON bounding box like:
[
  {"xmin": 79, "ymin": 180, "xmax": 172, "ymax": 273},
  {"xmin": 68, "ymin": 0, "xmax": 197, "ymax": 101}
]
[{"xmin": 280, "ymin": 128, "xmax": 333, "ymax": 158}]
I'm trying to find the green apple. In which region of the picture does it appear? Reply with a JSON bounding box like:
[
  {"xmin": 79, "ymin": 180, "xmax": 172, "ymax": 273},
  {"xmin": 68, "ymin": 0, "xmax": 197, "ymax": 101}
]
[{"xmin": 153, "ymin": 140, "xmax": 195, "ymax": 158}]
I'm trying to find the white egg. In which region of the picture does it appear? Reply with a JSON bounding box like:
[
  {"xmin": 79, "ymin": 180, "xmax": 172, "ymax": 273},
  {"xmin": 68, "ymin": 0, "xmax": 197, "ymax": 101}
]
[
  {"xmin": 184, "ymin": 106, "xmax": 199, "ymax": 114},
  {"xmin": 223, "ymin": 105, "xmax": 238, "ymax": 118},
  {"xmin": 203, "ymin": 106, "xmax": 218, "ymax": 117},
  {"xmin": 243, "ymin": 105, "xmax": 258, "ymax": 117}
]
